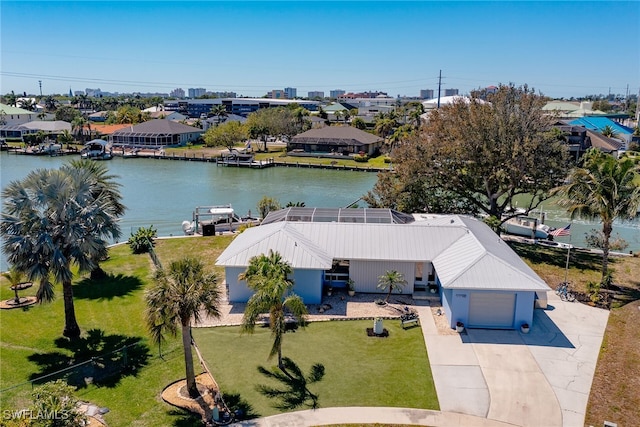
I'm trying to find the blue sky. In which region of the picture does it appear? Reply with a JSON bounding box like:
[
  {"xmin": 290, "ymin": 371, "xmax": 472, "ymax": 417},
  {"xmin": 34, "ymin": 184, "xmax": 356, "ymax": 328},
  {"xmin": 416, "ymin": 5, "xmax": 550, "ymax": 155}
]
[{"xmin": 1, "ymin": 1, "xmax": 639, "ymax": 99}]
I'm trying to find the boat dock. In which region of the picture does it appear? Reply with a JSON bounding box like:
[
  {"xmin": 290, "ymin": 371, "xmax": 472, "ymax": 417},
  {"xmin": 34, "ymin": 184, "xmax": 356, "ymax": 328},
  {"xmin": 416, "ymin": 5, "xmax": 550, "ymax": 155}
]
[{"xmin": 114, "ymin": 150, "xmax": 388, "ymax": 172}]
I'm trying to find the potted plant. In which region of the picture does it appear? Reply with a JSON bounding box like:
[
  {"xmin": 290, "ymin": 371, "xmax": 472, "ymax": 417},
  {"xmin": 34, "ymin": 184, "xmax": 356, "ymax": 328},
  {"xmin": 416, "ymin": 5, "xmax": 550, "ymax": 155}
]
[
  {"xmin": 456, "ymin": 321, "xmax": 465, "ymax": 333},
  {"xmin": 347, "ymin": 279, "xmax": 355, "ymax": 296},
  {"xmin": 520, "ymin": 323, "xmax": 530, "ymax": 334}
]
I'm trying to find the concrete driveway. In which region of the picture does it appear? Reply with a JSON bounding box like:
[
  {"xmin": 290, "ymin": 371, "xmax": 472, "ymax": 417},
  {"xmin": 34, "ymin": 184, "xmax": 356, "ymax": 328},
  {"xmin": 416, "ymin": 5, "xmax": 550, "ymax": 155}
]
[
  {"xmin": 230, "ymin": 292, "xmax": 608, "ymax": 427},
  {"xmin": 418, "ymin": 291, "xmax": 609, "ymax": 427}
]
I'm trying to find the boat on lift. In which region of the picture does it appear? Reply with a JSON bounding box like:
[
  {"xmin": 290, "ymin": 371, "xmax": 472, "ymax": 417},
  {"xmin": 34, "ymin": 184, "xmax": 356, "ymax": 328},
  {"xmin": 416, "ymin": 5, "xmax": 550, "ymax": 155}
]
[
  {"xmin": 502, "ymin": 215, "xmax": 554, "ymax": 240},
  {"xmin": 182, "ymin": 204, "xmax": 260, "ymax": 235},
  {"xmin": 81, "ymin": 139, "xmax": 112, "ymax": 160}
]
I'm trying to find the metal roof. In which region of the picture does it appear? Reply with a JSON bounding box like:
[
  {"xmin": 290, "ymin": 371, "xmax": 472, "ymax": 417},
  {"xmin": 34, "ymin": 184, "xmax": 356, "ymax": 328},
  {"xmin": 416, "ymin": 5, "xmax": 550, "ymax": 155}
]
[
  {"xmin": 112, "ymin": 119, "xmax": 203, "ymax": 135},
  {"xmin": 262, "ymin": 207, "xmax": 415, "ymax": 225},
  {"xmin": 290, "ymin": 126, "xmax": 383, "ymax": 145},
  {"xmin": 217, "ymin": 214, "xmax": 549, "ymax": 292}
]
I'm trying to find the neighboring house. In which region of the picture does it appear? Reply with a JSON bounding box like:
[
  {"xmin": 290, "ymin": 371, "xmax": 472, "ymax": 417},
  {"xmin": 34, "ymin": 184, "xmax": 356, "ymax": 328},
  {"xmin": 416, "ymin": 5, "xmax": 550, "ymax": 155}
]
[
  {"xmin": 201, "ymin": 113, "xmax": 246, "ymax": 131},
  {"xmin": 90, "ymin": 123, "xmax": 135, "ymax": 139},
  {"xmin": 0, "ymin": 120, "xmax": 71, "ymax": 140},
  {"xmin": 110, "ymin": 119, "xmax": 203, "ymax": 148},
  {"xmin": 148, "ymin": 111, "xmax": 187, "ymax": 121},
  {"xmin": 585, "ymin": 129, "xmax": 625, "ymax": 155},
  {"xmin": 569, "ymin": 116, "xmax": 634, "ymax": 147},
  {"xmin": 0, "ymin": 103, "xmax": 40, "ymax": 125},
  {"xmin": 88, "ymin": 111, "xmax": 109, "ymax": 122},
  {"xmin": 554, "ymin": 122, "xmax": 627, "ymax": 160},
  {"xmin": 288, "ymin": 126, "xmax": 383, "ymax": 156},
  {"xmin": 216, "ymin": 208, "xmax": 549, "ymax": 330},
  {"xmin": 163, "ymin": 98, "xmax": 320, "ymax": 119}
]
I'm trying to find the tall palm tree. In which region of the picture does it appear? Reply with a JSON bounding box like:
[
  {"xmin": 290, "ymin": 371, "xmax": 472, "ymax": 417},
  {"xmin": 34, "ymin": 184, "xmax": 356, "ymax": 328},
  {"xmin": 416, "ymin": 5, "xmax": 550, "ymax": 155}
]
[
  {"xmin": 554, "ymin": 148, "xmax": 640, "ymax": 283},
  {"xmin": 1, "ymin": 163, "xmax": 124, "ymax": 338},
  {"xmin": 239, "ymin": 250, "xmax": 308, "ymax": 369},
  {"xmin": 377, "ymin": 270, "xmax": 407, "ymax": 303},
  {"xmin": 210, "ymin": 104, "xmax": 228, "ymax": 126},
  {"xmin": 145, "ymin": 257, "xmax": 221, "ymax": 398},
  {"xmin": 71, "ymin": 116, "xmax": 88, "ymax": 144},
  {"xmin": 63, "ymin": 160, "xmax": 125, "ymax": 278}
]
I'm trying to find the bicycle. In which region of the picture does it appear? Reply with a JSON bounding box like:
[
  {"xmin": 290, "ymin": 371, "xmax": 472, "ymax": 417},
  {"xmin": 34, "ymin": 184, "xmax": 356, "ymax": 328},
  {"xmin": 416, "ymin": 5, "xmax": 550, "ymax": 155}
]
[{"xmin": 556, "ymin": 281, "xmax": 576, "ymax": 302}]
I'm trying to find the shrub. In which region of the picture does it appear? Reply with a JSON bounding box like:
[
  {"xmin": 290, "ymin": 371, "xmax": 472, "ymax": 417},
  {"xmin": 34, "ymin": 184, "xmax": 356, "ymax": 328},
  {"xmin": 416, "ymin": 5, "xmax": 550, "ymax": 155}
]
[
  {"xmin": 128, "ymin": 225, "xmax": 157, "ymax": 254},
  {"xmin": 353, "ymin": 154, "xmax": 369, "ymax": 162},
  {"xmin": 383, "ymin": 157, "xmax": 392, "ymax": 163}
]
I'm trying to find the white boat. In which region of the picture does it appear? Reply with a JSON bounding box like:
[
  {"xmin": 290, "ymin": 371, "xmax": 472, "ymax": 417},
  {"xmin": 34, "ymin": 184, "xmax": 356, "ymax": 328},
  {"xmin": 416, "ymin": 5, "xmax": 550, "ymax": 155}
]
[
  {"xmin": 502, "ymin": 216, "xmax": 553, "ymax": 239},
  {"xmin": 81, "ymin": 139, "xmax": 112, "ymax": 160},
  {"xmin": 183, "ymin": 205, "xmax": 260, "ymax": 235}
]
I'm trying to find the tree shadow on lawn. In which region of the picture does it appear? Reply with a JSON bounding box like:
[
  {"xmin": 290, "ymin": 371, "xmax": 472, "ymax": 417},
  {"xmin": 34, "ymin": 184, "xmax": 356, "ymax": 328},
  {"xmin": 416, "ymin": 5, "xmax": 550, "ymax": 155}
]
[
  {"xmin": 509, "ymin": 242, "xmax": 603, "ymax": 271},
  {"xmin": 222, "ymin": 392, "xmax": 260, "ymax": 421},
  {"xmin": 166, "ymin": 409, "xmax": 204, "ymax": 427},
  {"xmin": 27, "ymin": 328, "xmax": 150, "ymax": 389},
  {"xmin": 73, "ymin": 273, "xmax": 143, "ymax": 300}
]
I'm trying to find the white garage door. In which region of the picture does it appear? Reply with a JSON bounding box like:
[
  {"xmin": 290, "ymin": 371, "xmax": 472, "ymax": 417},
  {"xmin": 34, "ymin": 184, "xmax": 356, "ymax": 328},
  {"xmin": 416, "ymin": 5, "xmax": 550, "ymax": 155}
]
[{"xmin": 468, "ymin": 292, "xmax": 515, "ymax": 328}]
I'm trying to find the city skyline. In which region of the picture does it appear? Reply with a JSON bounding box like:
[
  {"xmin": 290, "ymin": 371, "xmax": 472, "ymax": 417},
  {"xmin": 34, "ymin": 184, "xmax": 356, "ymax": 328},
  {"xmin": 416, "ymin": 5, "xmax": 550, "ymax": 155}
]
[{"xmin": 1, "ymin": 1, "xmax": 639, "ymax": 99}]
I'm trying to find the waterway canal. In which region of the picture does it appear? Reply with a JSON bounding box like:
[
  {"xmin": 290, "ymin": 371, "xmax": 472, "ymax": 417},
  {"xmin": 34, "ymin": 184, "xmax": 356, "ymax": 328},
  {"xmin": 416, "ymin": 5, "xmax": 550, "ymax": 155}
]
[{"xmin": 1, "ymin": 152, "xmax": 638, "ymax": 271}]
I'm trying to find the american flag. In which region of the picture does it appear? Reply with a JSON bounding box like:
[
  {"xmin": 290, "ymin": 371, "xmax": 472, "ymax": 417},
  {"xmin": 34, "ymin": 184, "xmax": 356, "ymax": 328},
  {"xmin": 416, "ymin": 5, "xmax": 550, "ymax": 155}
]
[{"xmin": 550, "ymin": 223, "xmax": 571, "ymax": 237}]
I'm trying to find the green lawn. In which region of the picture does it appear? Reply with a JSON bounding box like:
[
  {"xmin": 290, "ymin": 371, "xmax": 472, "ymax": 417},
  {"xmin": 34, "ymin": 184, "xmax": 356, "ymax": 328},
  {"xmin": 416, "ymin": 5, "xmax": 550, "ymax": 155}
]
[
  {"xmin": 0, "ymin": 235, "xmax": 436, "ymax": 426},
  {"xmin": 193, "ymin": 320, "xmax": 438, "ymax": 418}
]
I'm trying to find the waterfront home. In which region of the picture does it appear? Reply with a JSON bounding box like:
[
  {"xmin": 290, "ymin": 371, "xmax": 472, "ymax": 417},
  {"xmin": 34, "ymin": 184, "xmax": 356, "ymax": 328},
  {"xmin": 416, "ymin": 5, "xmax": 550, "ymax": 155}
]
[
  {"xmin": 288, "ymin": 126, "xmax": 383, "ymax": 156},
  {"xmin": 216, "ymin": 208, "xmax": 549, "ymax": 330},
  {"xmin": 110, "ymin": 119, "xmax": 203, "ymax": 149},
  {"xmin": 0, "ymin": 103, "xmax": 40, "ymax": 126}
]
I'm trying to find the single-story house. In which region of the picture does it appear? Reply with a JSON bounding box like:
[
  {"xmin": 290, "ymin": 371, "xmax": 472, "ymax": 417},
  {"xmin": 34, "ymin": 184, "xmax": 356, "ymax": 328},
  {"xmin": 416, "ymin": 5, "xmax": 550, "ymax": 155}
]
[
  {"xmin": 110, "ymin": 119, "xmax": 203, "ymax": 148},
  {"xmin": 216, "ymin": 208, "xmax": 550, "ymax": 330},
  {"xmin": 288, "ymin": 126, "xmax": 383, "ymax": 156},
  {"xmin": 0, "ymin": 120, "xmax": 71, "ymax": 140}
]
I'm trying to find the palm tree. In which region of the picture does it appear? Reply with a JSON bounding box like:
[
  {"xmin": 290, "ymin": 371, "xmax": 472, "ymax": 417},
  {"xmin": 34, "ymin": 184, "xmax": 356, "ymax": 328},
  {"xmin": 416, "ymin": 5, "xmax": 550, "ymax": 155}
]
[
  {"xmin": 374, "ymin": 117, "xmax": 396, "ymax": 140},
  {"xmin": 71, "ymin": 116, "xmax": 88, "ymax": 144},
  {"xmin": 4, "ymin": 91, "xmax": 17, "ymax": 107},
  {"xmin": 210, "ymin": 104, "xmax": 228, "ymax": 126},
  {"xmin": 1, "ymin": 163, "xmax": 124, "ymax": 338},
  {"xmin": 43, "ymin": 95, "xmax": 58, "ymax": 112},
  {"xmin": 377, "ymin": 270, "xmax": 407, "ymax": 303},
  {"xmin": 62, "ymin": 160, "xmax": 126, "ymax": 278},
  {"xmin": 2, "ymin": 267, "xmax": 27, "ymax": 305},
  {"xmin": 57, "ymin": 129, "xmax": 75, "ymax": 149},
  {"xmin": 145, "ymin": 257, "xmax": 222, "ymax": 398},
  {"xmin": 554, "ymin": 148, "xmax": 640, "ymax": 283},
  {"xmin": 600, "ymin": 125, "xmax": 619, "ymax": 139},
  {"xmin": 239, "ymin": 250, "xmax": 308, "ymax": 369}
]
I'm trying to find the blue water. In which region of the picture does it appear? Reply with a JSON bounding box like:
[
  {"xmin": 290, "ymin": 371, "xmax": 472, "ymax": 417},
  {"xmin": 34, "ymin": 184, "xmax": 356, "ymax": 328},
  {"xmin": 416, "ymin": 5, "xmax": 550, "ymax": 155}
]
[
  {"xmin": 0, "ymin": 152, "xmax": 378, "ymax": 270},
  {"xmin": 1, "ymin": 152, "xmax": 639, "ymax": 270}
]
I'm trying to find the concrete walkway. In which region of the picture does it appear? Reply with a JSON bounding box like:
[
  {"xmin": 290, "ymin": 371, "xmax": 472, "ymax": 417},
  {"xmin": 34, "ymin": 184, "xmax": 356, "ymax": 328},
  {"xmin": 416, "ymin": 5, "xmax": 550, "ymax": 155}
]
[{"xmin": 230, "ymin": 292, "xmax": 608, "ymax": 427}]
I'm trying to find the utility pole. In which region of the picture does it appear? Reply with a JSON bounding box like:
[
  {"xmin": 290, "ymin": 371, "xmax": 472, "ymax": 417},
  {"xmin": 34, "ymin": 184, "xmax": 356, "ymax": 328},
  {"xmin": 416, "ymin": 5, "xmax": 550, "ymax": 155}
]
[
  {"xmin": 38, "ymin": 80, "xmax": 42, "ymax": 97},
  {"xmin": 437, "ymin": 70, "xmax": 442, "ymax": 109}
]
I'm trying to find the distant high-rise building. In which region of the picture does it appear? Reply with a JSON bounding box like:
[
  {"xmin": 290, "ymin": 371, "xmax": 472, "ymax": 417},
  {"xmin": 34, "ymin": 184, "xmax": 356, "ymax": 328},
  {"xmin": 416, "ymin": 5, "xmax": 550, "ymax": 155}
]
[
  {"xmin": 269, "ymin": 90, "xmax": 286, "ymax": 99},
  {"xmin": 171, "ymin": 88, "xmax": 185, "ymax": 98},
  {"xmin": 284, "ymin": 87, "xmax": 297, "ymax": 99},
  {"xmin": 420, "ymin": 89, "xmax": 434, "ymax": 99},
  {"xmin": 85, "ymin": 88, "xmax": 103, "ymax": 97},
  {"xmin": 330, "ymin": 89, "xmax": 346, "ymax": 98},
  {"xmin": 209, "ymin": 91, "xmax": 237, "ymax": 98},
  {"xmin": 308, "ymin": 91, "xmax": 324, "ymax": 99},
  {"xmin": 444, "ymin": 88, "xmax": 459, "ymax": 96},
  {"xmin": 188, "ymin": 88, "xmax": 206, "ymax": 98}
]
